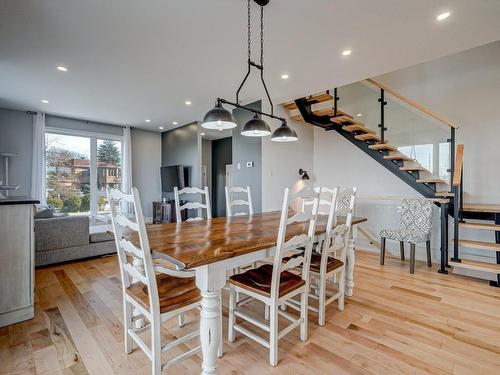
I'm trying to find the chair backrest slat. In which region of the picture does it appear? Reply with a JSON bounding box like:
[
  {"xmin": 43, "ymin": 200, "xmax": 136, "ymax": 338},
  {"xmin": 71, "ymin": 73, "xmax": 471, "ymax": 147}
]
[
  {"xmin": 174, "ymin": 186, "xmax": 212, "ymax": 222},
  {"xmin": 270, "ymin": 186, "xmax": 320, "ymax": 299},
  {"xmin": 399, "ymin": 198, "xmax": 433, "ymax": 234},
  {"xmin": 225, "ymin": 186, "xmax": 254, "ymax": 217},
  {"xmin": 108, "ymin": 187, "xmax": 160, "ymax": 315}
]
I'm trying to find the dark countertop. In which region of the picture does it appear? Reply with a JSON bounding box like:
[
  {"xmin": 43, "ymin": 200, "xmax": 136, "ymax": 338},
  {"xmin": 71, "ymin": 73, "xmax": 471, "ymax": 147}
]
[{"xmin": 0, "ymin": 197, "xmax": 40, "ymax": 205}]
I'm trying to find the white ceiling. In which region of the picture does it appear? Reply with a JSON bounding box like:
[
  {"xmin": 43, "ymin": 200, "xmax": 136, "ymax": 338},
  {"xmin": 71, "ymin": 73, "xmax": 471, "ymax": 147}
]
[{"xmin": 1, "ymin": 0, "xmax": 500, "ymax": 133}]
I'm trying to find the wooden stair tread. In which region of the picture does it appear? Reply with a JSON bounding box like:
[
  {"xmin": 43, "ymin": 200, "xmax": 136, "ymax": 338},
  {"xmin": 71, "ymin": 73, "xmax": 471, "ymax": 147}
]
[
  {"xmin": 451, "ymin": 239, "xmax": 500, "ymax": 251},
  {"xmin": 459, "ymin": 222, "xmax": 500, "ymax": 231},
  {"xmin": 330, "ymin": 114, "xmax": 354, "ymax": 124},
  {"xmin": 284, "ymin": 92, "xmax": 332, "ymax": 110},
  {"xmin": 383, "ymin": 154, "xmax": 413, "ymax": 161},
  {"xmin": 449, "ymin": 259, "xmax": 500, "ymax": 274},
  {"xmin": 399, "ymin": 165, "xmax": 427, "ymax": 171},
  {"xmin": 343, "ymin": 124, "xmax": 375, "ymax": 134},
  {"xmin": 355, "ymin": 133, "xmax": 381, "ymax": 142},
  {"xmin": 416, "ymin": 178, "xmax": 447, "ymax": 184},
  {"xmin": 462, "ymin": 203, "xmax": 500, "ymax": 214},
  {"xmin": 435, "ymin": 191, "xmax": 455, "ymax": 197},
  {"xmin": 289, "ymin": 107, "xmax": 350, "ymax": 122},
  {"xmin": 368, "ymin": 143, "xmax": 397, "ymax": 151}
]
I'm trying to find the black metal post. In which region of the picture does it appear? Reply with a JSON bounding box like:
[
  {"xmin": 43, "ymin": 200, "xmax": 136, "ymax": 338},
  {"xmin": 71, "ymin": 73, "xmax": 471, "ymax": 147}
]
[
  {"xmin": 452, "ymin": 181, "xmax": 461, "ymax": 262},
  {"xmin": 378, "ymin": 89, "xmax": 387, "ymax": 143},
  {"xmin": 438, "ymin": 201, "xmax": 449, "ymax": 274},
  {"xmin": 459, "ymin": 167, "xmax": 464, "ymax": 222},
  {"xmin": 333, "ymin": 88, "xmax": 339, "ymax": 117},
  {"xmin": 449, "ymin": 127, "xmax": 455, "ymax": 185}
]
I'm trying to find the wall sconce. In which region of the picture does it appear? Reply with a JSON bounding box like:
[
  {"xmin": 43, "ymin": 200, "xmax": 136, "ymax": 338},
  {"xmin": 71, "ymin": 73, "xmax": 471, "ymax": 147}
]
[{"xmin": 298, "ymin": 168, "xmax": 310, "ymax": 180}]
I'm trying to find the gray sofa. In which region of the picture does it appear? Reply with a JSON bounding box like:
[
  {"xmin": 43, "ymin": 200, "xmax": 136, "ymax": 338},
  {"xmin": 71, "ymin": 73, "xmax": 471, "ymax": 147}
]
[{"xmin": 35, "ymin": 215, "xmax": 116, "ymax": 266}]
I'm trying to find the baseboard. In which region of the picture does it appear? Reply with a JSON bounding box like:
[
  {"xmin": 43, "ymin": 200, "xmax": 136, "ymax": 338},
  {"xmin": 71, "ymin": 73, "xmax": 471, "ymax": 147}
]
[{"xmin": 0, "ymin": 305, "xmax": 34, "ymax": 328}]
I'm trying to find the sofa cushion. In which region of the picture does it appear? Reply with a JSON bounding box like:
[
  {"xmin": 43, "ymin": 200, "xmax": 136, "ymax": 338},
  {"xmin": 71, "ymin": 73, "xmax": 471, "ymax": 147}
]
[
  {"xmin": 89, "ymin": 231, "xmax": 114, "ymax": 243},
  {"xmin": 35, "ymin": 215, "xmax": 90, "ymax": 252}
]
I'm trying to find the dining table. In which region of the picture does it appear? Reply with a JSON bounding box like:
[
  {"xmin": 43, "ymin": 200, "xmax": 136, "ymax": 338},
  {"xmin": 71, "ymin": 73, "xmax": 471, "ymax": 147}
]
[{"xmin": 126, "ymin": 211, "xmax": 367, "ymax": 375}]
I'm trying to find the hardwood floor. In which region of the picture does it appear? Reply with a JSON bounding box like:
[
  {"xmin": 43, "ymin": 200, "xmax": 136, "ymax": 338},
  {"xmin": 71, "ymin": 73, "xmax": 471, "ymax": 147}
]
[{"xmin": 1, "ymin": 250, "xmax": 499, "ymax": 374}]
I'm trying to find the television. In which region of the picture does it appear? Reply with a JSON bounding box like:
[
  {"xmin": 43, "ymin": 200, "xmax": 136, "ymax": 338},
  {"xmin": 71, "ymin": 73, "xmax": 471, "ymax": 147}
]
[{"xmin": 161, "ymin": 165, "xmax": 189, "ymax": 192}]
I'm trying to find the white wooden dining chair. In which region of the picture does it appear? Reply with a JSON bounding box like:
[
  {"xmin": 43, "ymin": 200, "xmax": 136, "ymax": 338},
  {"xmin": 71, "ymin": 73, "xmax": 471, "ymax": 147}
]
[
  {"xmin": 289, "ymin": 188, "xmax": 356, "ymax": 326},
  {"xmin": 174, "ymin": 186, "xmax": 212, "ymax": 222},
  {"xmin": 108, "ymin": 187, "xmax": 202, "ymax": 374},
  {"xmin": 225, "ymin": 186, "xmax": 253, "ymax": 217},
  {"xmin": 227, "ymin": 186, "xmax": 320, "ymax": 367}
]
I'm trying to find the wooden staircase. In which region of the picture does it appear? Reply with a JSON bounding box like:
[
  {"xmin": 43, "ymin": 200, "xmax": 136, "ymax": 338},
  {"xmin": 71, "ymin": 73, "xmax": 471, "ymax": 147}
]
[
  {"xmin": 285, "ymin": 89, "xmax": 451, "ymax": 199},
  {"xmin": 285, "ymin": 84, "xmax": 500, "ymax": 287}
]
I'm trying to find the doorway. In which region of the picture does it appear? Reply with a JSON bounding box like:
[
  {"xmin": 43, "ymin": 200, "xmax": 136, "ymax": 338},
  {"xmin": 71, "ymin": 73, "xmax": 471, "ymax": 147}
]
[{"xmin": 211, "ymin": 137, "xmax": 232, "ymax": 217}]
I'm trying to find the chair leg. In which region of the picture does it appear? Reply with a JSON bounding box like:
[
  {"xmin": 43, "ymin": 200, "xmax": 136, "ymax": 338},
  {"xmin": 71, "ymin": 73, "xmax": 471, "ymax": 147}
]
[
  {"xmin": 318, "ymin": 276, "xmax": 326, "ymax": 326},
  {"xmin": 380, "ymin": 237, "xmax": 386, "ymax": 265},
  {"xmin": 228, "ymin": 285, "xmax": 235, "ymax": 343},
  {"xmin": 124, "ymin": 299, "xmax": 133, "ymax": 354},
  {"xmin": 151, "ymin": 318, "xmax": 162, "ymax": 375},
  {"xmin": 426, "ymin": 240, "xmax": 432, "ymax": 267},
  {"xmin": 269, "ymin": 304, "xmax": 279, "ymax": 367},
  {"xmin": 177, "ymin": 314, "xmax": 185, "ymax": 328},
  {"xmin": 338, "ymin": 269, "xmax": 346, "ymax": 311},
  {"xmin": 400, "ymin": 241, "xmax": 405, "ymax": 260},
  {"xmin": 300, "ymin": 291, "xmax": 308, "ymax": 341},
  {"xmin": 410, "ymin": 243, "xmax": 416, "ymax": 274}
]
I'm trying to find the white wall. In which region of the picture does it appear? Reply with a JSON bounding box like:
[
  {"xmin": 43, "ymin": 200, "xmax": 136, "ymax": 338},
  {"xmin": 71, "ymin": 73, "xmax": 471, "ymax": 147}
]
[
  {"xmin": 131, "ymin": 128, "xmax": 162, "ymax": 218},
  {"xmin": 306, "ymin": 41, "xmax": 500, "ymax": 279},
  {"xmin": 261, "ymin": 107, "xmax": 314, "ymax": 212},
  {"xmin": 375, "ymin": 40, "xmax": 500, "ymax": 204}
]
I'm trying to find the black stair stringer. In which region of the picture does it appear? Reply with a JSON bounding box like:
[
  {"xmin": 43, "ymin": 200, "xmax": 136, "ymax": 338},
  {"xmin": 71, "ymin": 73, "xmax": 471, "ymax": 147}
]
[{"xmin": 294, "ymin": 98, "xmax": 437, "ymax": 199}]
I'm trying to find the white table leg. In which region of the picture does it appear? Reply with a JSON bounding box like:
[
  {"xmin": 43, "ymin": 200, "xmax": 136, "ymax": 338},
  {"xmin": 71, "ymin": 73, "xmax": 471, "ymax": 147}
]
[
  {"xmin": 345, "ymin": 226, "xmax": 357, "ymax": 297},
  {"xmin": 196, "ymin": 263, "xmax": 226, "ymax": 375}
]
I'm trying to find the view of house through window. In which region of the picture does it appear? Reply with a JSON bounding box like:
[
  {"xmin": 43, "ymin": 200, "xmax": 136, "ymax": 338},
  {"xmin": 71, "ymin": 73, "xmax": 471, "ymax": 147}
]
[{"xmin": 45, "ymin": 132, "xmax": 122, "ymax": 225}]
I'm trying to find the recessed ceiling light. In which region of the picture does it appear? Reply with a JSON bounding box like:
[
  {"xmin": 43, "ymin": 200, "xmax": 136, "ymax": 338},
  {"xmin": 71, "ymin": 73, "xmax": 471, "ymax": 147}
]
[
  {"xmin": 436, "ymin": 11, "xmax": 450, "ymax": 21},
  {"xmin": 172, "ymin": 121, "xmax": 178, "ymax": 125},
  {"xmin": 185, "ymin": 101, "xmax": 192, "ymax": 105},
  {"xmin": 281, "ymin": 74, "xmax": 289, "ymax": 80},
  {"xmin": 159, "ymin": 126, "xmax": 165, "ymax": 130},
  {"xmin": 41, "ymin": 99, "xmax": 49, "ymax": 104},
  {"xmin": 356, "ymin": 113, "xmax": 363, "ymax": 117},
  {"xmin": 218, "ymin": 128, "xmax": 223, "ymax": 131},
  {"xmin": 56, "ymin": 66, "xmax": 68, "ymax": 72},
  {"xmin": 201, "ymin": 132, "xmax": 205, "ymax": 136},
  {"xmin": 145, "ymin": 119, "xmax": 151, "ymax": 123},
  {"xmin": 342, "ymin": 50, "xmax": 352, "ymax": 56}
]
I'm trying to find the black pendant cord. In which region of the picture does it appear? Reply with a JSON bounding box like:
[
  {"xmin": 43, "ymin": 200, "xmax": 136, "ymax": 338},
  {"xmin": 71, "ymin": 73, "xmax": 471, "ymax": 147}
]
[{"xmin": 235, "ymin": 1, "xmax": 274, "ymax": 116}]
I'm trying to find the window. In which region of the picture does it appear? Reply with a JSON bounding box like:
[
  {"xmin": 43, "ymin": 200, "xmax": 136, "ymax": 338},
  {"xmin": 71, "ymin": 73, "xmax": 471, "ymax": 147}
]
[
  {"xmin": 45, "ymin": 131, "xmax": 122, "ymax": 226},
  {"xmin": 398, "ymin": 142, "xmax": 451, "ymax": 183}
]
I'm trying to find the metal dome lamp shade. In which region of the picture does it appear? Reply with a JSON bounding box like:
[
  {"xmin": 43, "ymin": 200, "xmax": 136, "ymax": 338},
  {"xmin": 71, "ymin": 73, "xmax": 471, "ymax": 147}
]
[
  {"xmin": 271, "ymin": 121, "xmax": 298, "ymax": 142},
  {"xmin": 241, "ymin": 113, "xmax": 271, "ymax": 136},
  {"xmin": 201, "ymin": 101, "xmax": 237, "ymax": 130}
]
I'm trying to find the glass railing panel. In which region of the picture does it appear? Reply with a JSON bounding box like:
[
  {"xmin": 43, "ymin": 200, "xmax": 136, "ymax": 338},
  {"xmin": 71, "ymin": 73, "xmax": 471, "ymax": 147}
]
[
  {"xmin": 336, "ymin": 82, "xmax": 381, "ymax": 133},
  {"xmin": 383, "ymin": 92, "xmax": 451, "ymax": 183}
]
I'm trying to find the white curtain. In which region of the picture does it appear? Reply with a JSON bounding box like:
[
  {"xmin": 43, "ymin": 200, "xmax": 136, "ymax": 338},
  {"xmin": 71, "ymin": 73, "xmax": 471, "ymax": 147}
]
[
  {"xmin": 31, "ymin": 112, "xmax": 46, "ymax": 204},
  {"xmin": 122, "ymin": 126, "xmax": 133, "ymax": 214}
]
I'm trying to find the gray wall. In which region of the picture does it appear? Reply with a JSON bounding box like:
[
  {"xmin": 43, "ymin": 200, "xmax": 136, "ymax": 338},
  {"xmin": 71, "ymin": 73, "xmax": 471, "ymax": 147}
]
[
  {"xmin": 232, "ymin": 101, "xmax": 262, "ymax": 213},
  {"xmin": 131, "ymin": 128, "xmax": 162, "ymax": 218},
  {"xmin": 161, "ymin": 122, "xmax": 201, "ymax": 195},
  {"xmin": 212, "ymin": 137, "xmax": 232, "ymax": 217},
  {"xmin": 0, "ymin": 108, "xmax": 33, "ymax": 196}
]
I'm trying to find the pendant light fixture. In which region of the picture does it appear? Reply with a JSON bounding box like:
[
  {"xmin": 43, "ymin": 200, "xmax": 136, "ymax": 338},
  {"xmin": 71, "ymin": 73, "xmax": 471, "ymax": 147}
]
[{"xmin": 201, "ymin": 0, "xmax": 298, "ymax": 142}]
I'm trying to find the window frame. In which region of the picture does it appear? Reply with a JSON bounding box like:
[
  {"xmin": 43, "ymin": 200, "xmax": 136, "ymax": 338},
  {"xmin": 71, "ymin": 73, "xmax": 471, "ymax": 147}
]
[{"xmin": 45, "ymin": 127, "xmax": 123, "ymax": 227}]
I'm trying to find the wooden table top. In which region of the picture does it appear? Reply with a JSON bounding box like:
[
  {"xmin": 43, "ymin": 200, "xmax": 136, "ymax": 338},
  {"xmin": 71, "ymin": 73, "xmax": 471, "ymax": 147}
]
[{"xmin": 126, "ymin": 211, "xmax": 367, "ymax": 269}]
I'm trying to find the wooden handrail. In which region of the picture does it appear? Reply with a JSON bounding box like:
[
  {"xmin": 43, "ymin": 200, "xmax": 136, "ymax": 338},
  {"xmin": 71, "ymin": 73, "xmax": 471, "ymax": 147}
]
[
  {"xmin": 453, "ymin": 144, "xmax": 464, "ymax": 187},
  {"xmin": 365, "ymin": 78, "xmax": 458, "ymax": 129}
]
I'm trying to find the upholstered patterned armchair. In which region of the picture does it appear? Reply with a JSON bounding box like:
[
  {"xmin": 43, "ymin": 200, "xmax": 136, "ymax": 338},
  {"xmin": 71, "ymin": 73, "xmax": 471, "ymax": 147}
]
[{"xmin": 379, "ymin": 199, "xmax": 433, "ymax": 274}]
